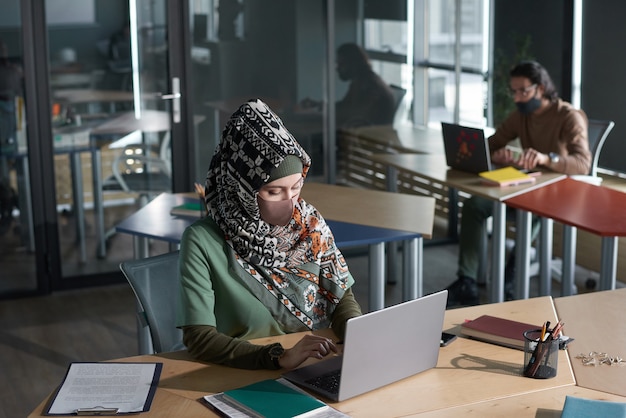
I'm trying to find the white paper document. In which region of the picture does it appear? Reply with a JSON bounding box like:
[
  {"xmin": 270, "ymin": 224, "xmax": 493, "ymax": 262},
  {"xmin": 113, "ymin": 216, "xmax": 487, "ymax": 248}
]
[{"xmin": 47, "ymin": 362, "xmax": 162, "ymax": 415}]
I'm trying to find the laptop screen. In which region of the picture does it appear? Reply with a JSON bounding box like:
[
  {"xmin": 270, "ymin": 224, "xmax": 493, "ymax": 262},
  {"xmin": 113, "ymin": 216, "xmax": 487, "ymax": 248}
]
[
  {"xmin": 441, "ymin": 122, "xmax": 492, "ymax": 174},
  {"xmin": 282, "ymin": 290, "xmax": 448, "ymax": 401}
]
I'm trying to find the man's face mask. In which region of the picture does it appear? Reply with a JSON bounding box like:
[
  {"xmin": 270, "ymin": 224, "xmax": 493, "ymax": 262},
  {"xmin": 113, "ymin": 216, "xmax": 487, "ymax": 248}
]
[
  {"xmin": 516, "ymin": 97, "xmax": 542, "ymax": 114},
  {"xmin": 257, "ymin": 195, "xmax": 299, "ymax": 226}
]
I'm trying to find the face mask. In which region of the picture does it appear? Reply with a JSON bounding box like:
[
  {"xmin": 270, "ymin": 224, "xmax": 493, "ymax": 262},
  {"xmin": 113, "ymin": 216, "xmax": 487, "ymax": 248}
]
[
  {"xmin": 257, "ymin": 195, "xmax": 298, "ymax": 226},
  {"xmin": 516, "ymin": 97, "xmax": 542, "ymax": 114}
]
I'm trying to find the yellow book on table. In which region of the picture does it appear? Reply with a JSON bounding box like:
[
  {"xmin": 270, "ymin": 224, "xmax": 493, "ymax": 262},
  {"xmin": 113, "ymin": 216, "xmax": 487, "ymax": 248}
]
[{"xmin": 479, "ymin": 166, "xmax": 536, "ymax": 187}]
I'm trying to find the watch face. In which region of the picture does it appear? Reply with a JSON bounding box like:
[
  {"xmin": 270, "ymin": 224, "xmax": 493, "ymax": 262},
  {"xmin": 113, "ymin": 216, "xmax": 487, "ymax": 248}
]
[
  {"xmin": 550, "ymin": 152, "xmax": 560, "ymax": 164},
  {"xmin": 269, "ymin": 345, "xmax": 284, "ymax": 359}
]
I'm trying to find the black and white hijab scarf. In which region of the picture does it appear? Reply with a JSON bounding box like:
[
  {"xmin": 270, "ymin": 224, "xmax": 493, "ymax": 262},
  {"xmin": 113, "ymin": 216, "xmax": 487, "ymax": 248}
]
[{"xmin": 204, "ymin": 99, "xmax": 353, "ymax": 331}]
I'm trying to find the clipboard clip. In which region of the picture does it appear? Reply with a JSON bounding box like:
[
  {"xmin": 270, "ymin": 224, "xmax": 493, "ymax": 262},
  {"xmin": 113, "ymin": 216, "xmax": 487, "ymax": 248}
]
[{"xmin": 75, "ymin": 406, "xmax": 119, "ymax": 415}]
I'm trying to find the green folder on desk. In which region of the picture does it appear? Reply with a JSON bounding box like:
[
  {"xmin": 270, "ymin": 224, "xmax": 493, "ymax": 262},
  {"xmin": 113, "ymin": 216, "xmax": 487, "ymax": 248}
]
[
  {"xmin": 223, "ymin": 379, "xmax": 327, "ymax": 418},
  {"xmin": 170, "ymin": 200, "xmax": 204, "ymax": 218}
]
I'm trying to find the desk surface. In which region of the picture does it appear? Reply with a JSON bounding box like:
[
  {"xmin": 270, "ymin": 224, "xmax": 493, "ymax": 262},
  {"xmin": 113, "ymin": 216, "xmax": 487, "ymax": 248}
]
[
  {"xmin": 554, "ymin": 288, "xmax": 626, "ymax": 397},
  {"xmin": 53, "ymin": 89, "xmax": 134, "ymax": 104},
  {"xmin": 28, "ymin": 295, "xmax": 591, "ymax": 418},
  {"xmin": 116, "ymin": 191, "xmax": 426, "ymax": 246},
  {"xmin": 370, "ymin": 153, "xmax": 567, "ymax": 201},
  {"xmin": 116, "ymin": 182, "xmax": 436, "ymax": 242},
  {"xmin": 301, "ymin": 182, "xmax": 435, "ymax": 238},
  {"xmin": 90, "ymin": 109, "xmax": 171, "ymax": 135},
  {"xmin": 505, "ymin": 177, "xmax": 626, "ymax": 236}
]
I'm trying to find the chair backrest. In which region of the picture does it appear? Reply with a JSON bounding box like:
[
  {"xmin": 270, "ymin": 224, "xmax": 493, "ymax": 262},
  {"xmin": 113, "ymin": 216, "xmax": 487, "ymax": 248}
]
[
  {"xmin": 587, "ymin": 119, "xmax": 615, "ymax": 176},
  {"xmin": 120, "ymin": 251, "xmax": 183, "ymax": 354},
  {"xmin": 389, "ymin": 84, "xmax": 407, "ymax": 114}
]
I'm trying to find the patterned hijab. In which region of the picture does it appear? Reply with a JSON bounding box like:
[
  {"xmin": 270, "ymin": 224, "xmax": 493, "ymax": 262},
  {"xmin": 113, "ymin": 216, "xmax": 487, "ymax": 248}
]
[{"xmin": 204, "ymin": 99, "xmax": 353, "ymax": 331}]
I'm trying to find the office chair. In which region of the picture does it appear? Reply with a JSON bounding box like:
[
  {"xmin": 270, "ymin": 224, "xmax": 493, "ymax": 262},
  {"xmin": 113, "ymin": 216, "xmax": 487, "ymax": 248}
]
[
  {"xmin": 546, "ymin": 119, "xmax": 615, "ymax": 290},
  {"xmin": 477, "ymin": 119, "xmax": 615, "ymax": 294},
  {"xmin": 587, "ymin": 119, "xmax": 615, "ymax": 177},
  {"xmin": 120, "ymin": 250, "xmax": 184, "ymax": 354},
  {"xmin": 103, "ymin": 131, "xmax": 172, "ymax": 206},
  {"xmin": 389, "ymin": 84, "xmax": 407, "ymax": 122},
  {"xmin": 98, "ymin": 131, "xmax": 172, "ymax": 255}
]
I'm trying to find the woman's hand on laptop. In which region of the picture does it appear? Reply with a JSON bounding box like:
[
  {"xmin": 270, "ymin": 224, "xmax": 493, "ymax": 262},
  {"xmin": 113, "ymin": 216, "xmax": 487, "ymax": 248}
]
[{"xmin": 279, "ymin": 334, "xmax": 339, "ymax": 369}]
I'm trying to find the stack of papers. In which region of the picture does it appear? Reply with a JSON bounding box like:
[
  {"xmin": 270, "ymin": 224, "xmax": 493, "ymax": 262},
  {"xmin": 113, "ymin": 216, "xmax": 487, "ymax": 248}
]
[{"xmin": 46, "ymin": 362, "xmax": 162, "ymax": 415}]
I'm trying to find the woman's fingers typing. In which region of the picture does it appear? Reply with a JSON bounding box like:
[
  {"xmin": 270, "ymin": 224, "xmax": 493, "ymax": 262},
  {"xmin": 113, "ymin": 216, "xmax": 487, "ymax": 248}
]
[{"xmin": 279, "ymin": 335, "xmax": 339, "ymax": 369}]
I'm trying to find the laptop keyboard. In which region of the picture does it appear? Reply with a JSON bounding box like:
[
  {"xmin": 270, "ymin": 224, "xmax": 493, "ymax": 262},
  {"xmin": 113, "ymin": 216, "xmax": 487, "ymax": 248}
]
[{"xmin": 305, "ymin": 369, "xmax": 342, "ymax": 395}]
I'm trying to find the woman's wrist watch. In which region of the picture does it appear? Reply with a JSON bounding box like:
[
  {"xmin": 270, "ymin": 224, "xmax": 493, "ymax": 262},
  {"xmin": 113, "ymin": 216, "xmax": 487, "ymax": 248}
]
[{"xmin": 268, "ymin": 343, "xmax": 285, "ymax": 368}]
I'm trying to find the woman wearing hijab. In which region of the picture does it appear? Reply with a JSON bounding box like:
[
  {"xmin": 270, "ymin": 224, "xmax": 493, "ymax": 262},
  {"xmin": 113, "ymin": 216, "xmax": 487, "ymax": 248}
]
[{"xmin": 177, "ymin": 99, "xmax": 362, "ymax": 370}]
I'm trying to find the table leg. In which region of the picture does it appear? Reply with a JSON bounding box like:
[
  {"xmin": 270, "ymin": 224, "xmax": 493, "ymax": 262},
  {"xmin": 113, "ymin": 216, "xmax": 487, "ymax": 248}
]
[
  {"xmin": 447, "ymin": 187, "xmax": 459, "ymax": 240},
  {"xmin": 385, "ymin": 166, "xmax": 399, "ymax": 285},
  {"xmin": 599, "ymin": 236, "xmax": 618, "ymax": 290},
  {"xmin": 16, "ymin": 157, "xmax": 35, "ymax": 251},
  {"xmin": 92, "ymin": 148, "xmax": 106, "ymax": 258},
  {"xmin": 402, "ymin": 236, "xmax": 422, "ymax": 301},
  {"xmin": 387, "ymin": 242, "xmax": 398, "ymax": 285},
  {"xmin": 69, "ymin": 152, "xmax": 86, "ymax": 262},
  {"xmin": 514, "ymin": 209, "xmax": 532, "ymax": 300},
  {"xmin": 538, "ymin": 218, "xmax": 553, "ymax": 296},
  {"xmin": 133, "ymin": 235, "xmax": 150, "ymax": 259},
  {"xmin": 368, "ymin": 243, "xmax": 385, "ymax": 312},
  {"xmin": 490, "ymin": 202, "xmax": 506, "ymax": 303},
  {"xmin": 561, "ymin": 225, "xmax": 577, "ymax": 296}
]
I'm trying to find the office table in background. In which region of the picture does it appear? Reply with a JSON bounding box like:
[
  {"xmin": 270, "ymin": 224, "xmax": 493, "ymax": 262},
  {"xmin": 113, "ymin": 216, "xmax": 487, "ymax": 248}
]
[
  {"xmin": 369, "ymin": 152, "xmax": 566, "ymax": 303},
  {"xmin": 52, "ymin": 89, "xmax": 134, "ymax": 114},
  {"xmin": 506, "ymin": 177, "xmax": 626, "ymax": 295},
  {"xmin": 116, "ymin": 186, "xmax": 435, "ymax": 312}
]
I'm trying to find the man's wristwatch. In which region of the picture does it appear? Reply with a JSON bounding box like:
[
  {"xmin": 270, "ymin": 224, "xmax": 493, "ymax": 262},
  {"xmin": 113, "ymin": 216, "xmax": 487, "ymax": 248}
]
[
  {"xmin": 268, "ymin": 343, "xmax": 285, "ymax": 368},
  {"xmin": 548, "ymin": 152, "xmax": 560, "ymax": 166}
]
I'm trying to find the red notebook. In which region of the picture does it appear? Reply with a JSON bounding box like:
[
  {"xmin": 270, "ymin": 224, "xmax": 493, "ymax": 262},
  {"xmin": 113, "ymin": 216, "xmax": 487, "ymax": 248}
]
[{"xmin": 460, "ymin": 315, "xmax": 540, "ymax": 350}]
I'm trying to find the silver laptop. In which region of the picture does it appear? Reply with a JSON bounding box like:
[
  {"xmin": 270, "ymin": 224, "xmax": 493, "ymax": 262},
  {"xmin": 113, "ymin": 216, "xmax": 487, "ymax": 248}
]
[
  {"xmin": 441, "ymin": 122, "xmax": 493, "ymax": 173},
  {"xmin": 282, "ymin": 290, "xmax": 448, "ymax": 402}
]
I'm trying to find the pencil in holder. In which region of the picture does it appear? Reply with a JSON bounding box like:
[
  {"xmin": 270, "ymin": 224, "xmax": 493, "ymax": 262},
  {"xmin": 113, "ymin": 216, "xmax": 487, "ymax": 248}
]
[{"xmin": 523, "ymin": 329, "xmax": 559, "ymax": 379}]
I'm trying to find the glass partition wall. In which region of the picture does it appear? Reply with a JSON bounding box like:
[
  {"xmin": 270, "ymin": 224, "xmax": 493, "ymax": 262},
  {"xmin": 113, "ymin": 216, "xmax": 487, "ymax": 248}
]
[{"xmin": 0, "ymin": 0, "xmax": 493, "ymax": 298}]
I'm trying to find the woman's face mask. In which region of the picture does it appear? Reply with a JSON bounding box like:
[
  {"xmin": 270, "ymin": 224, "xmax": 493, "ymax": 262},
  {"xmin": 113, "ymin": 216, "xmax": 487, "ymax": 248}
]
[{"xmin": 257, "ymin": 195, "xmax": 298, "ymax": 226}]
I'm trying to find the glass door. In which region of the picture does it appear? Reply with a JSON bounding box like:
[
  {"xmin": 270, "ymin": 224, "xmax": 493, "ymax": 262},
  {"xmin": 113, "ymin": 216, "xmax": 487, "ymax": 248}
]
[
  {"xmin": 0, "ymin": 0, "xmax": 37, "ymax": 296},
  {"xmin": 45, "ymin": 0, "xmax": 176, "ymax": 283}
]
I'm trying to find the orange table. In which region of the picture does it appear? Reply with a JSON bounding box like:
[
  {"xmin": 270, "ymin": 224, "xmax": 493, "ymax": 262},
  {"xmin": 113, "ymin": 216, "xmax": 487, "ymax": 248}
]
[{"xmin": 505, "ymin": 177, "xmax": 626, "ymax": 294}]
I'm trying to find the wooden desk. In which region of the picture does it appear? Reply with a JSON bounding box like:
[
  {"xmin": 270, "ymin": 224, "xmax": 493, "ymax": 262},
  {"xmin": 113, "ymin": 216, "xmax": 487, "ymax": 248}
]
[
  {"xmin": 52, "ymin": 89, "xmax": 134, "ymax": 114},
  {"xmin": 29, "ymin": 296, "xmax": 587, "ymax": 418},
  {"xmin": 370, "ymin": 153, "xmax": 566, "ymax": 302},
  {"xmin": 554, "ymin": 288, "xmax": 626, "ymax": 397},
  {"xmin": 301, "ymin": 182, "xmax": 434, "ymax": 238},
  {"xmin": 506, "ymin": 177, "xmax": 626, "ymax": 293}
]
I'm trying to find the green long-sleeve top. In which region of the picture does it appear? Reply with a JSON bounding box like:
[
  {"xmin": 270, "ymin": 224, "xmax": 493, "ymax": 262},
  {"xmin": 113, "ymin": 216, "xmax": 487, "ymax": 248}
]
[{"xmin": 176, "ymin": 216, "xmax": 362, "ymax": 369}]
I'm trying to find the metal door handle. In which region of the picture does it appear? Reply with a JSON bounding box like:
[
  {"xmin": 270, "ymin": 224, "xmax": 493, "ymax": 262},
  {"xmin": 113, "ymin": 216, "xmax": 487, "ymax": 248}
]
[{"xmin": 158, "ymin": 77, "xmax": 181, "ymax": 123}]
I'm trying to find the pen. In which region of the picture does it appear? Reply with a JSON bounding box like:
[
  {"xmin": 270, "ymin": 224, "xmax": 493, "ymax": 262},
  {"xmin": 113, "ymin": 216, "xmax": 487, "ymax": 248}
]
[{"xmin": 543, "ymin": 321, "xmax": 551, "ymax": 341}]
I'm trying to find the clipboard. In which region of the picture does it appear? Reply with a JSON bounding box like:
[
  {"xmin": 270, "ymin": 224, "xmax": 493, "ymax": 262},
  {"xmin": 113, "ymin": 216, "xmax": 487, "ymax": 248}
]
[{"xmin": 45, "ymin": 362, "xmax": 162, "ymax": 415}]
